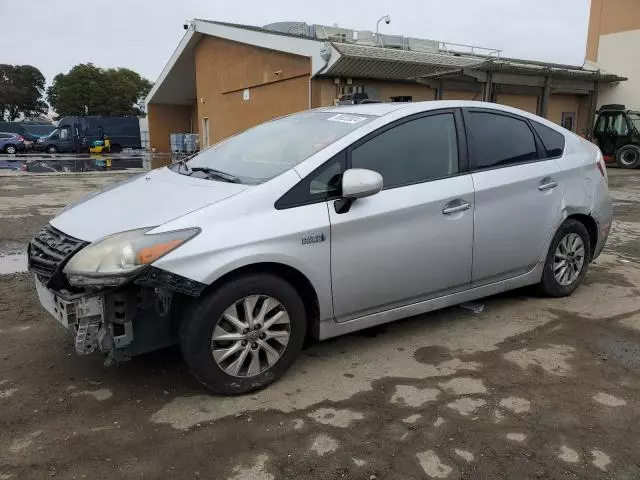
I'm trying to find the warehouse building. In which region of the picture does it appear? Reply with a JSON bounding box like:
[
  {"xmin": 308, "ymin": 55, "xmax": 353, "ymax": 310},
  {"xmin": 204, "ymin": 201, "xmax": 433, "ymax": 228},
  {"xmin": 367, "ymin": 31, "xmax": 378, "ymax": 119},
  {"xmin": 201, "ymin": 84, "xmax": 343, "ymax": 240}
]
[
  {"xmin": 587, "ymin": 0, "xmax": 640, "ymax": 108},
  {"xmin": 146, "ymin": 19, "xmax": 625, "ymax": 155}
]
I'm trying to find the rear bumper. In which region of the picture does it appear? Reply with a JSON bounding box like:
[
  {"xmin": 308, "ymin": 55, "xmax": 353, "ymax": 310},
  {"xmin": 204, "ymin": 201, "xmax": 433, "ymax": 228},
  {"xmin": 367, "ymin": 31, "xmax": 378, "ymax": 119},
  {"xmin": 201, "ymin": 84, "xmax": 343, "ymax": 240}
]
[{"xmin": 591, "ymin": 189, "xmax": 613, "ymax": 261}]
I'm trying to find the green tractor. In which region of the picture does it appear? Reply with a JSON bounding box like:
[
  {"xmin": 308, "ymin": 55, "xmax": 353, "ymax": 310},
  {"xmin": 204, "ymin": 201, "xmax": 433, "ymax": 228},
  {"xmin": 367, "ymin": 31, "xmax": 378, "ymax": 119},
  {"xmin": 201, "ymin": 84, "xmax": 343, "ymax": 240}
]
[{"xmin": 593, "ymin": 104, "xmax": 640, "ymax": 169}]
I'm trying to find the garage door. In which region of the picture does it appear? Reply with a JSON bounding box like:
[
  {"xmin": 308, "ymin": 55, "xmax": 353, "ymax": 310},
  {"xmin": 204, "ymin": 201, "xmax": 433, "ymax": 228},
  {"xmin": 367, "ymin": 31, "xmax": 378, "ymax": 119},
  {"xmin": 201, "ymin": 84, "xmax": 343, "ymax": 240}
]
[
  {"xmin": 548, "ymin": 94, "xmax": 581, "ymax": 131},
  {"xmin": 496, "ymin": 94, "xmax": 539, "ymax": 114}
]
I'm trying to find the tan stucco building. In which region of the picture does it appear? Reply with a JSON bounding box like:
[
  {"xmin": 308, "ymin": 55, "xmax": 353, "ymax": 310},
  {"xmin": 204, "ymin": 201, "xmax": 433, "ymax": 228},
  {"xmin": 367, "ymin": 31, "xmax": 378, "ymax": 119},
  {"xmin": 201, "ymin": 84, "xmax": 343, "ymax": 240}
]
[
  {"xmin": 146, "ymin": 19, "xmax": 624, "ymax": 156},
  {"xmin": 586, "ymin": 0, "xmax": 640, "ymax": 109}
]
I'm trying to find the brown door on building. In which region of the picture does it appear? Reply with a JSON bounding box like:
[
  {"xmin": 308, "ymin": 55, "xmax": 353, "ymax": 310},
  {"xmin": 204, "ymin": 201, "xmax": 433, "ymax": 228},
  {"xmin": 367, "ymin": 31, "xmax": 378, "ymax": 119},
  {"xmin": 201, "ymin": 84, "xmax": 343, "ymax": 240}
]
[{"xmin": 496, "ymin": 94, "xmax": 539, "ymax": 114}]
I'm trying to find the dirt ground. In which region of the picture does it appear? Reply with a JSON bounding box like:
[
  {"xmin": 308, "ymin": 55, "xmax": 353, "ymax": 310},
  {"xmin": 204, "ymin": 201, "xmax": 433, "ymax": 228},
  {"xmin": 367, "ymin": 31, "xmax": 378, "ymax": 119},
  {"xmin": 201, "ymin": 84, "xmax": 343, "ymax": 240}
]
[{"xmin": 1, "ymin": 169, "xmax": 640, "ymax": 479}]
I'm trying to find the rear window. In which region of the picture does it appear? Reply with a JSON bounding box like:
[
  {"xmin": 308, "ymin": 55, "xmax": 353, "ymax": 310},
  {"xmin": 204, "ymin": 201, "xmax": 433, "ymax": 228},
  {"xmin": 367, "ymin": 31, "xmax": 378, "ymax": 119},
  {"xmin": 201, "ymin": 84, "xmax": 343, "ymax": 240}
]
[{"xmin": 531, "ymin": 121, "xmax": 565, "ymax": 158}]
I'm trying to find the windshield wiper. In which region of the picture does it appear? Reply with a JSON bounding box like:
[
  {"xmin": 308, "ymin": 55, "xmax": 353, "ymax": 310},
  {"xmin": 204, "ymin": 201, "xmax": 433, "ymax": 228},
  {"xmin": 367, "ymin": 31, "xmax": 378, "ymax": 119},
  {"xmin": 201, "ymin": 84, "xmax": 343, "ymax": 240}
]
[{"xmin": 189, "ymin": 167, "xmax": 242, "ymax": 183}]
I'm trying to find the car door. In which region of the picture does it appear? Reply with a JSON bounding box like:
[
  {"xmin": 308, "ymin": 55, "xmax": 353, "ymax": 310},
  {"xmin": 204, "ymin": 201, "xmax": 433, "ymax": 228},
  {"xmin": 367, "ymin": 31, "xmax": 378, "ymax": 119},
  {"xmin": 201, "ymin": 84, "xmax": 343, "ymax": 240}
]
[
  {"xmin": 329, "ymin": 110, "xmax": 474, "ymax": 322},
  {"xmin": 56, "ymin": 126, "xmax": 75, "ymax": 152},
  {"xmin": 463, "ymin": 108, "xmax": 563, "ymax": 286}
]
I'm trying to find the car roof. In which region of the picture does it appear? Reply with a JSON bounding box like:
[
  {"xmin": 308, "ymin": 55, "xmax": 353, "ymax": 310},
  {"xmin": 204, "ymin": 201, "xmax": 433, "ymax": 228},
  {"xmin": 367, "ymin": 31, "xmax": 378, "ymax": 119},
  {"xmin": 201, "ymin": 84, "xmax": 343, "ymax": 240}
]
[{"xmin": 318, "ymin": 100, "xmax": 537, "ymax": 118}]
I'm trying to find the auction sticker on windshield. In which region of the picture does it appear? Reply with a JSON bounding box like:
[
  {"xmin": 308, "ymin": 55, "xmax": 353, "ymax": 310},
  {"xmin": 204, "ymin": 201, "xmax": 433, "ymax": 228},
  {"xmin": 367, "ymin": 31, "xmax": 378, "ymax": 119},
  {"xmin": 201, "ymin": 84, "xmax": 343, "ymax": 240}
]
[{"xmin": 327, "ymin": 114, "xmax": 369, "ymax": 124}]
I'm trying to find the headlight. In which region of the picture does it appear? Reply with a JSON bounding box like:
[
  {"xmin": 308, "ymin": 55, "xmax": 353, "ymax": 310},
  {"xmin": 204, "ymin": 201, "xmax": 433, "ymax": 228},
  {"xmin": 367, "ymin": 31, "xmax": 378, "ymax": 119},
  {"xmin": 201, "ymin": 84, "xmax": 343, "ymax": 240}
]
[{"xmin": 63, "ymin": 227, "xmax": 200, "ymax": 286}]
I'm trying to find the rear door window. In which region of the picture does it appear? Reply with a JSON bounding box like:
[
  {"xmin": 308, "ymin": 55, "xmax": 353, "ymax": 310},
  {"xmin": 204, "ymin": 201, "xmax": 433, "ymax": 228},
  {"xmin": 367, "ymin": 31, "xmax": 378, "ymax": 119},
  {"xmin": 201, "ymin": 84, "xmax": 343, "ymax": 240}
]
[
  {"xmin": 531, "ymin": 121, "xmax": 565, "ymax": 158},
  {"xmin": 465, "ymin": 111, "xmax": 538, "ymax": 170}
]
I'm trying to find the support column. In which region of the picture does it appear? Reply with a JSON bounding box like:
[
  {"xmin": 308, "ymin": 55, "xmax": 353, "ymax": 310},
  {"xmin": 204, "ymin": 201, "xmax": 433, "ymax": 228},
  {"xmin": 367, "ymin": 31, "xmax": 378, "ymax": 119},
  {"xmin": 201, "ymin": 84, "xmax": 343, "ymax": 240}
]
[
  {"xmin": 586, "ymin": 81, "xmax": 599, "ymax": 138},
  {"xmin": 436, "ymin": 79, "xmax": 443, "ymax": 100},
  {"xmin": 539, "ymin": 75, "xmax": 551, "ymax": 118},
  {"xmin": 483, "ymin": 72, "xmax": 493, "ymax": 102}
]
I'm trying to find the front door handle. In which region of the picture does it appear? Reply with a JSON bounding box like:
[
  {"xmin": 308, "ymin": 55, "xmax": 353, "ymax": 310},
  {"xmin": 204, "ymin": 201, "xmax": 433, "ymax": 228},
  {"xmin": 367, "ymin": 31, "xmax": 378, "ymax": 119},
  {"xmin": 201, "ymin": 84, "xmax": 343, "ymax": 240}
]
[
  {"xmin": 442, "ymin": 201, "xmax": 471, "ymax": 215},
  {"xmin": 538, "ymin": 180, "xmax": 558, "ymax": 191}
]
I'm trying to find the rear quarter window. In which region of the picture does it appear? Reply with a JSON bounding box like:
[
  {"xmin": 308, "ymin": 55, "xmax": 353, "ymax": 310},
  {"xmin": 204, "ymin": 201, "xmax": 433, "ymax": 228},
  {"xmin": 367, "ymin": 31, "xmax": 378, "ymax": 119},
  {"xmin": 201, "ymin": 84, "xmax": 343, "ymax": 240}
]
[{"xmin": 531, "ymin": 121, "xmax": 565, "ymax": 158}]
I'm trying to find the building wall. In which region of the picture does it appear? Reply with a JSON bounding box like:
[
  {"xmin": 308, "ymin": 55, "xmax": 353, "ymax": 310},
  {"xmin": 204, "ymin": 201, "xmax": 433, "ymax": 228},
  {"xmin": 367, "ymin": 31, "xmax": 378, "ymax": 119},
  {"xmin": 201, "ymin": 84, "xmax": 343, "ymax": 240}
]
[
  {"xmin": 361, "ymin": 80, "xmax": 436, "ymax": 102},
  {"xmin": 194, "ymin": 36, "xmax": 311, "ymax": 144},
  {"xmin": 147, "ymin": 103, "xmax": 192, "ymax": 157},
  {"xmin": 586, "ymin": 0, "xmax": 640, "ymax": 108},
  {"xmin": 586, "ymin": 0, "xmax": 640, "ymax": 62},
  {"xmin": 596, "ymin": 29, "xmax": 640, "ymax": 108},
  {"xmin": 311, "ymin": 78, "xmax": 337, "ymax": 108},
  {"xmin": 441, "ymin": 90, "xmax": 481, "ymax": 101},
  {"xmin": 548, "ymin": 94, "xmax": 581, "ymax": 132},
  {"xmin": 495, "ymin": 94, "xmax": 539, "ymax": 114}
]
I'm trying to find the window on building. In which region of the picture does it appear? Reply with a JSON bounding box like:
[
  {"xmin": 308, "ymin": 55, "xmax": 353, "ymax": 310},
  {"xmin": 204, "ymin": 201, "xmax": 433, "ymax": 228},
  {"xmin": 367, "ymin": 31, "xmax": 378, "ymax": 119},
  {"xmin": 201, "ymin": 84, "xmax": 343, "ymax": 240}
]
[
  {"xmin": 350, "ymin": 113, "xmax": 458, "ymax": 188},
  {"xmin": 466, "ymin": 111, "xmax": 538, "ymax": 170},
  {"xmin": 531, "ymin": 121, "xmax": 565, "ymax": 158}
]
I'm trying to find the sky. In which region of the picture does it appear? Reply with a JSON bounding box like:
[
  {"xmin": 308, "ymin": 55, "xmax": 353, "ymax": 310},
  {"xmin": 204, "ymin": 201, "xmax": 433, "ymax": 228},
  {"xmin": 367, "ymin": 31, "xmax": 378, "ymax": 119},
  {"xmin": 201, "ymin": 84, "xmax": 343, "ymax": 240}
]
[{"xmin": 4, "ymin": 0, "xmax": 592, "ymax": 85}]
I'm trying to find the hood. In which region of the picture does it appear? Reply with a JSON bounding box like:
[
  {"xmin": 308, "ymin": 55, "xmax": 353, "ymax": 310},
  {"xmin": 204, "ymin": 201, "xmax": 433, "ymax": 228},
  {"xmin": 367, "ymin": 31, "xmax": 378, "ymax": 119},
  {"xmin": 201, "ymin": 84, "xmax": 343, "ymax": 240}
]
[{"xmin": 50, "ymin": 167, "xmax": 247, "ymax": 241}]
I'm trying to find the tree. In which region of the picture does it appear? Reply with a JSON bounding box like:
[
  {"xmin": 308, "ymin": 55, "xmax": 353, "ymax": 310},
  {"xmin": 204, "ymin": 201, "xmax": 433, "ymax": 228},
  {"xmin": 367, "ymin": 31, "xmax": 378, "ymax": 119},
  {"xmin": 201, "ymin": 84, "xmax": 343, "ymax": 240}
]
[
  {"xmin": 47, "ymin": 64, "xmax": 152, "ymax": 117},
  {"xmin": 0, "ymin": 65, "xmax": 48, "ymax": 121}
]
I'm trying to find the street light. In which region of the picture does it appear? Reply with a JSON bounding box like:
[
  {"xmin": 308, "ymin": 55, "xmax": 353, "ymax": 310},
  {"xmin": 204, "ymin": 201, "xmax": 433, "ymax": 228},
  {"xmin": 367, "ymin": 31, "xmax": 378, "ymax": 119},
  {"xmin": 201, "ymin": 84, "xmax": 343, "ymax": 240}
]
[{"xmin": 376, "ymin": 14, "xmax": 391, "ymax": 45}]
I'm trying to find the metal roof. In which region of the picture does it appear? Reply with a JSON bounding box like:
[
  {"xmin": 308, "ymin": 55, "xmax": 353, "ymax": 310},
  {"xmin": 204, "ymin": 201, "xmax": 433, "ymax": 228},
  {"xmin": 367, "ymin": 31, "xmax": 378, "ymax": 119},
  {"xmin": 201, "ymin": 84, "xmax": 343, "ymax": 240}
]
[
  {"xmin": 324, "ymin": 43, "xmax": 489, "ymax": 80},
  {"xmin": 482, "ymin": 59, "xmax": 626, "ymax": 82}
]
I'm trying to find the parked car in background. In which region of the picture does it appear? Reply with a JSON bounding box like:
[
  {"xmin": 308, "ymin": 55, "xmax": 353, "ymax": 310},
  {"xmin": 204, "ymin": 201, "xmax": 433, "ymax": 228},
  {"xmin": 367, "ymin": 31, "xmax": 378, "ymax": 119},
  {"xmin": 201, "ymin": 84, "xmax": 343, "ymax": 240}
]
[
  {"xmin": 593, "ymin": 104, "xmax": 640, "ymax": 169},
  {"xmin": 0, "ymin": 122, "xmax": 55, "ymax": 151},
  {"xmin": 36, "ymin": 116, "xmax": 142, "ymax": 154},
  {"xmin": 30, "ymin": 101, "xmax": 612, "ymax": 395},
  {"xmin": 0, "ymin": 132, "xmax": 26, "ymax": 154}
]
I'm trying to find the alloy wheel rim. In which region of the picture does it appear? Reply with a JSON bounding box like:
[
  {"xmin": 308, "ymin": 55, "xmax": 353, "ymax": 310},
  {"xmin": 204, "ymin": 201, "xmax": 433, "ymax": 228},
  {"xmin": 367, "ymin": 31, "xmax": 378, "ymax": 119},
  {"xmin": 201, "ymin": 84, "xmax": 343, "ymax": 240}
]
[
  {"xmin": 6, "ymin": 146, "xmax": 15, "ymax": 154},
  {"xmin": 211, "ymin": 295, "xmax": 291, "ymax": 377},
  {"xmin": 553, "ymin": 233, "xmax": 585, "ymax": 286}
]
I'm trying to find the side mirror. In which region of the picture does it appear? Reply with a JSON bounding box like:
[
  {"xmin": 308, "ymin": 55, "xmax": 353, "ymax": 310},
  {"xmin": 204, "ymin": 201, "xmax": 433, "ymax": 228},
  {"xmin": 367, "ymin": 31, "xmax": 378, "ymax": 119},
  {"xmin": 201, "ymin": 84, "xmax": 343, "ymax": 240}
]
[
  {"xmin": 335, "ymin": 168, "xmax": 383, "ymax": 214},
  {"xmin": 341, "ymin": 168, "xmax": 383, "ymax": 199}
]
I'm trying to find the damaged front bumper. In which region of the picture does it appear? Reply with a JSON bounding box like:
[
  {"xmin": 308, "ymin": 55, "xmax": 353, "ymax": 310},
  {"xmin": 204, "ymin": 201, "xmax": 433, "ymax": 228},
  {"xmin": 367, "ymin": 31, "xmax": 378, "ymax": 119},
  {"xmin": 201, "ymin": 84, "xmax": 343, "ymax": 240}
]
[{"xmin": 33, "ymin": 268, "xmax": 206, "ymax": 365}]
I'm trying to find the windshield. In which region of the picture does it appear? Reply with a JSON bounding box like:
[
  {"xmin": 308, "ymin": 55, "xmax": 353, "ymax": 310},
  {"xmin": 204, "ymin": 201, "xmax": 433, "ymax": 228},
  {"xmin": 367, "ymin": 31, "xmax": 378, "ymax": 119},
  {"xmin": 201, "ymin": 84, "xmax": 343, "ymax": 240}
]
[
  {"xmin": 182, "ymin": 111, "xmax": 374, "ymax": 184},
  {"xmin": 629, "ymin": 113, "xmax": 640, "ymax": 132},
  {"xmin": 23, "ymin": 125, "xmax": 55, "ymax": 137}
]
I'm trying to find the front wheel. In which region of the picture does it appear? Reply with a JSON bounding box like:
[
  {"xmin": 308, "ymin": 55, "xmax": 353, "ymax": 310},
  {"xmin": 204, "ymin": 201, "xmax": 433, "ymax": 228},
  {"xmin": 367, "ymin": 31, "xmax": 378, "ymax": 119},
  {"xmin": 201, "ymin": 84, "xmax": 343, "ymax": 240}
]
[
  {"xmin": 540, "ymin": 219, "xmax": 591, "ymax": 297},
  {"xmin": 615, "ymin": 145, "xmax": 640, "ymax": 169},
  {"xmin": 180, "ymin": 274, "xmax": 307, "ymax": 395},
  {"xmin": 46, "ymin": 145, "xmax": 58, "ymax": 154}
]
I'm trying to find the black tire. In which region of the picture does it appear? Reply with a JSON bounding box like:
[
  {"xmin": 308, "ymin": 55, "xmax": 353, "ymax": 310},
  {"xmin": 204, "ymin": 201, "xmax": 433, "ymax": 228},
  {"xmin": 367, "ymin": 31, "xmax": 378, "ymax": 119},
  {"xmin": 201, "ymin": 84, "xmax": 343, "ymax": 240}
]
[
  {"xmin": 109, "ymin": 144, "xmax": 122, "ymax": 154},
  {"xmin": 540, "ymin": 219, "xmax": 591, "ymax": 297},
  {"xmin": 180, "ymin": 273, "xmax": 307, "ymax": 395},
  {"xmin": 46, "ymin": 145, "xmax": 58, "ymax": 154},
  {"xmin": 615, "ymin": 144, "xmax": 640, "ymax": 169},
  {"xmin": 4, "ymin": 144, "xmax": 17, "ymax": 154}
]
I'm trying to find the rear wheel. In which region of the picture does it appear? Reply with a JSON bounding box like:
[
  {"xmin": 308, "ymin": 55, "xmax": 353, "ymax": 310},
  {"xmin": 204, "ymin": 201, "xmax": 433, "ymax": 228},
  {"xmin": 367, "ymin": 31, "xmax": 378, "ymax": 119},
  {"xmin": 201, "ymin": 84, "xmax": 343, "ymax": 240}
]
[
  {"xmin": 180, "ymin": 273, "xmax": 307, "ymax": 395},
  {"xmin": 4, "ymin": 144, "xmax": 17, "ymax": 154},
  {"xmin": 540, "ymin": 219, "xmax": 591, "ymax": 297},
  {"xmin": 46, "ymin": 145, "xmax": 58, "ymax": 154},
  {"xmin": 109, "ymin": 144, "xmax": 122, "ymax": 154},
  {"xmin": 615, "ymin": 144, "xmax": 640, "ymax": 169}
]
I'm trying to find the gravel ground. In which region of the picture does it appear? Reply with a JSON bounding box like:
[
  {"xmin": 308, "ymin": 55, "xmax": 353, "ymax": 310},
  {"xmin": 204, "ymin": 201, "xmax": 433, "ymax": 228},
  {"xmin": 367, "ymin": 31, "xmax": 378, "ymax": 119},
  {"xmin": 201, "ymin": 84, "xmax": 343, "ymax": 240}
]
[{"xmin": 1, "ymin": 169, "xmax": 639, "ymax": 479}]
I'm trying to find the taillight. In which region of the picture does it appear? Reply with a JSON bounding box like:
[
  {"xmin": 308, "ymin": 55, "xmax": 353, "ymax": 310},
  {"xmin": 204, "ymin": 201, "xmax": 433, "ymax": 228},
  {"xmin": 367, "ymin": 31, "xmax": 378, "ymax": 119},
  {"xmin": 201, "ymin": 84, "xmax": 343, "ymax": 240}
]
[{"xmin": 16, "ymin": 135, "xmax": 23, "ymax": 141}]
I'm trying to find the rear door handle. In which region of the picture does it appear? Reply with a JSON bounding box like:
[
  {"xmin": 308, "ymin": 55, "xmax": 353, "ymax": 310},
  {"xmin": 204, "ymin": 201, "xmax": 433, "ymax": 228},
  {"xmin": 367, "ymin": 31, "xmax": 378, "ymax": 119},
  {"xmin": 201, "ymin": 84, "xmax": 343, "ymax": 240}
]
[
  {"xmin": 538, "ymin": 180, "xmax": 558, "ymax": 191},
  {"xmin": 442, "ymin": 201, "xmax": 471, "ymax": 215}
]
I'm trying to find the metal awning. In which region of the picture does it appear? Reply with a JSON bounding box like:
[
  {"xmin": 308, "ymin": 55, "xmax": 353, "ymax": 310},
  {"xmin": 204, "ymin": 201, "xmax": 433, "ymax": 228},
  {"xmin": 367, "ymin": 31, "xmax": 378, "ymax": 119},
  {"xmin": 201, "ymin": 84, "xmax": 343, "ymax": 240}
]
[{"xmin": 324, "ymin": 42, "xmax": 489, "ymax": 80}]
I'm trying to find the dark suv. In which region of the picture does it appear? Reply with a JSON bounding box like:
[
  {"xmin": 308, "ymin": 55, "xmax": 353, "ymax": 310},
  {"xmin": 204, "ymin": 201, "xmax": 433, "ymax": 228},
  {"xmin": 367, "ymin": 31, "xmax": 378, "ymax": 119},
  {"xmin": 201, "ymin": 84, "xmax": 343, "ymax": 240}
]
[
  {"xmin": 0, "ymin": 132, "xmax": 26, "ymax": 154},
  {"xmin": 593, "ymin": 104, "xmax": 640, "ymax": 169}
]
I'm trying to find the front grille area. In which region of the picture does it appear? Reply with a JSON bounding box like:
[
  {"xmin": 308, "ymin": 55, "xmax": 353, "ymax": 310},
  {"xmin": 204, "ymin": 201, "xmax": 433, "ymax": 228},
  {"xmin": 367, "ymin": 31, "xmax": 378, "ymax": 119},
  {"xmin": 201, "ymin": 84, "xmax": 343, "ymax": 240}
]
[{"xmin": 28, "ymin": 225, "xmax": 87, "ymax": 288}]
